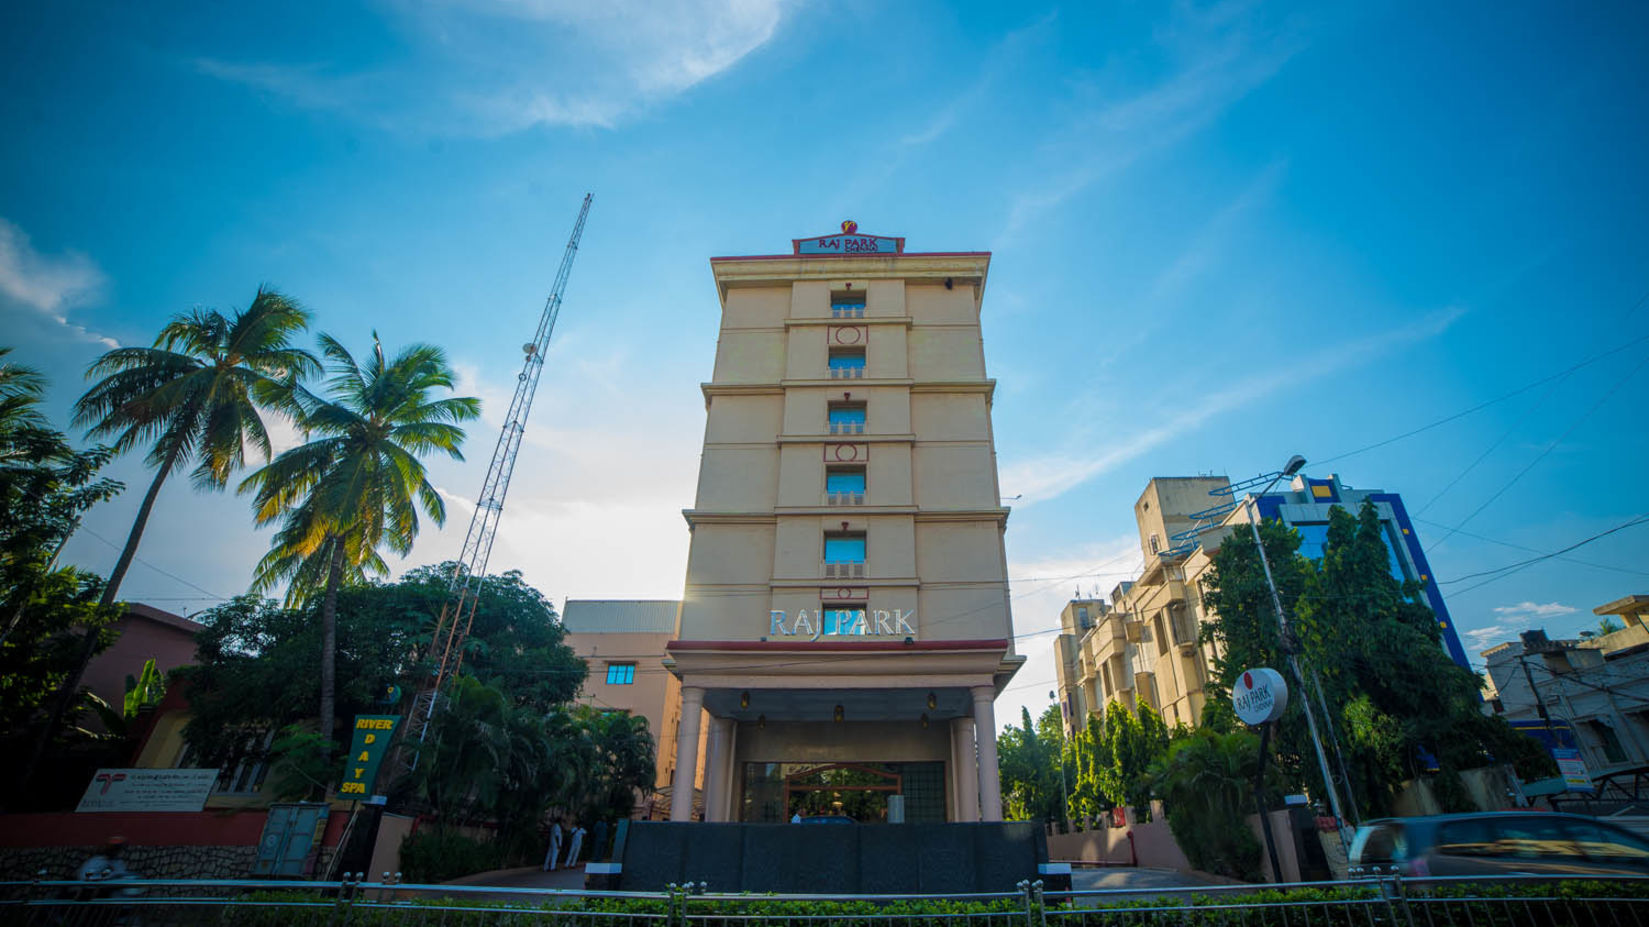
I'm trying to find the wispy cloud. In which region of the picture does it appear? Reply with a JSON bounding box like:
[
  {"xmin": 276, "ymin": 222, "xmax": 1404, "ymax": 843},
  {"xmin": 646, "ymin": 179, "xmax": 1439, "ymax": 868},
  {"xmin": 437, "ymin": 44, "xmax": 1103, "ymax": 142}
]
[
  {"xmin": 0, "ymin": 218, "xmax": 117, "ymax": 348},
  {"xmin": 1492, "ymin": 601, "xmax": 1579, "ymax": 620},
  {"xmin": 196, "ymin": 0, "xmax": 790, "ymax": 134},
  {"xmin": 996, "ymin": 5, "xmax": 1306, "ymax": 245},
  {"xmin": 1462, "ymin": 622, "xmax": 1517, "ymax": 652},
  {"xmin": 999, "ymin": 306, "xmax": 1467, "ymax": 505}
]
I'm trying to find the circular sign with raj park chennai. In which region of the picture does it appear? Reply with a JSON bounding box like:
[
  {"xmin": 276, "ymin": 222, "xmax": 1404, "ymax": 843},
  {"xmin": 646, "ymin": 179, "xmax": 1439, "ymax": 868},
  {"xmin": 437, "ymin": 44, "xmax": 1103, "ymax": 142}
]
[{"xmin": 1232, "ymin": 667, "xmax": 1289, "ymax": 726}]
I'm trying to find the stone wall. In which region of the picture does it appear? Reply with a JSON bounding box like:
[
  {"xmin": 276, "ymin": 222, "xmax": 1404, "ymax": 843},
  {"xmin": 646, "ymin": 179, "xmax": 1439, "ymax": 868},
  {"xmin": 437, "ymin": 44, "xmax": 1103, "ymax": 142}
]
[{"xmin": 0, "ymin": 844, "xmax": 259, "ymax": 881}]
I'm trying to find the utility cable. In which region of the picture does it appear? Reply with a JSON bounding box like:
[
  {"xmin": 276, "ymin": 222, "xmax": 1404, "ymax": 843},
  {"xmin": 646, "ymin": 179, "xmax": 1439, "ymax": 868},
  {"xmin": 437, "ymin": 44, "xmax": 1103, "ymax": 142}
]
[
  {"xmin": 1411, "ymin": 518, "xmax": 1649, "ymax": 578},
  {"xmin": 1427, "ymin": 352, "xmax": 1649, "ymax": 553},
  {"xmin": 1439, "ymin": 513, "xmax": 1649, "ymax": 591},
  {"xmin": 1314, "ymin": 329, "xmax": 1649, "ymax": 467}
]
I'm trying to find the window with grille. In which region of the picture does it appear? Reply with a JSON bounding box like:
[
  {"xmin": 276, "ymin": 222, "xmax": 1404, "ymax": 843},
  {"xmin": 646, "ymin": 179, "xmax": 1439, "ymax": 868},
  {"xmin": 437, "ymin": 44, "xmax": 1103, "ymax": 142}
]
[{"xmin": 826, "ymin": 467, "xmax": 865, "ymax": 505}]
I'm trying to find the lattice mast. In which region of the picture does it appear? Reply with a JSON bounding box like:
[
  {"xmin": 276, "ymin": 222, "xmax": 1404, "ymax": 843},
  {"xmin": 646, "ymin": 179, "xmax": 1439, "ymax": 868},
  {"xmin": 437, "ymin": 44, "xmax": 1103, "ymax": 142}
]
[{"xmin": 410, "ymin": 193, "xmax": 592, "ymax": 737}]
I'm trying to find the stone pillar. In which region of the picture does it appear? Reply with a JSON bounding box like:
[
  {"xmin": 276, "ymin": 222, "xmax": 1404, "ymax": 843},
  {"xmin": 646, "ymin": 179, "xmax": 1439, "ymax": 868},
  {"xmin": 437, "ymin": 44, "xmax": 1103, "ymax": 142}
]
[
  {"xmin": 972, "ymin": 686, "xmax": 1003, "ymax": 822},
  {"xmin": 703, "ymin": 717, "xmax": 734, "ymax": 821},
  {"xmin": 951, "ymin": 717, "xmax": 980, "ymax": 822},
  {"xmin": 670, "ymin": 686, "xmax": 705, "ymax": 821}
]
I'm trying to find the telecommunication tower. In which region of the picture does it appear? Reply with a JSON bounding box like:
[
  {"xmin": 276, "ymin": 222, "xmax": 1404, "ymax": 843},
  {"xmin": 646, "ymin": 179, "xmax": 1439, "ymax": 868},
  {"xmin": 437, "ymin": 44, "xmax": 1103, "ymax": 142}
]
[{"xmin": 408, "ymin": 193, "xmax": 592, "ymax": 744}]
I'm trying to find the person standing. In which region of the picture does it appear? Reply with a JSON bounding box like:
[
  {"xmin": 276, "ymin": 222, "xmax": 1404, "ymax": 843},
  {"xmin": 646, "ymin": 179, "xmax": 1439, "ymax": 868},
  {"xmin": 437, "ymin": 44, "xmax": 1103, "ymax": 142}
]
[
  {"xmin": 562, "ymin": 822, "xmax": 586, "ymax": 869},
  {"xmin": 542, "ymin": 820, "xmax": 564, "ymax": 872}
]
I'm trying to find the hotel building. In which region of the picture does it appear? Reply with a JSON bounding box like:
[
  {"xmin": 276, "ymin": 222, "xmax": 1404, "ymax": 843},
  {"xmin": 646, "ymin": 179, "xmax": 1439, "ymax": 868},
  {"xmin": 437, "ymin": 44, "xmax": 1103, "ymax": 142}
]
[{"xmin": 664, "ymin": 224, "xmax": 1023, "ymax": 823}]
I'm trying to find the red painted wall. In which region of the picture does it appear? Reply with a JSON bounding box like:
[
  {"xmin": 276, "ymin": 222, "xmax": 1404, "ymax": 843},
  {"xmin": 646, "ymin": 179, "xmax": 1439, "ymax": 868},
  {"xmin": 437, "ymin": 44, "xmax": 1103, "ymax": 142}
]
[{"xmin": 0, "ymin": 809, "xmax": 355, "ymax": 849}]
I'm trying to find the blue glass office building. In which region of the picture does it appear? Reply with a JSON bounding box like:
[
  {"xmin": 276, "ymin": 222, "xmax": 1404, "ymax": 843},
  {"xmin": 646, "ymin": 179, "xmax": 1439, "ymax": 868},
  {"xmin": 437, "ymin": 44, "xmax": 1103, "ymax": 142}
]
[{"xmin": 1249, "ymin": 474, "xmax": 1471, "ymax": 669}]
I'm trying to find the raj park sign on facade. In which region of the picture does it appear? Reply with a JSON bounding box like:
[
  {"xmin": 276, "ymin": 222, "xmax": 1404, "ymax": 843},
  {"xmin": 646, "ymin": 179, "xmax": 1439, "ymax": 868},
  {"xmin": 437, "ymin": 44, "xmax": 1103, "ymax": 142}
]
[
  {"xmin": 793, "ymin": 220, "xmax": 904, "ymax": 256},
  {"xmin": 769, "ymin": 608, "xmax": 916, "ymax": 639}
]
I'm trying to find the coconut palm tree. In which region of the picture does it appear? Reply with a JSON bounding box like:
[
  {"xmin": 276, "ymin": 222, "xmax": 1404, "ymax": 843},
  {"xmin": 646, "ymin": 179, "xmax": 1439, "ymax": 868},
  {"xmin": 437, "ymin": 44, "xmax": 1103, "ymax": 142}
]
[
  {"xmin": 73, "ymin": 289, "xmax": 318, "ymax": 607},
  {"xmin": 240, "ymin": 333, "xmax": 477, "ymax": 744}
]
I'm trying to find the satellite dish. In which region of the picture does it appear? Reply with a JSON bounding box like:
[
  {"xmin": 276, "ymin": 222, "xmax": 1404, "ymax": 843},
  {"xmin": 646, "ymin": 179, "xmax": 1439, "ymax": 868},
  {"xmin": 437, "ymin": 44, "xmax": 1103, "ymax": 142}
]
[{"xmin": 523, "ymin": 343, "xmax": 538, "ymax": 356}]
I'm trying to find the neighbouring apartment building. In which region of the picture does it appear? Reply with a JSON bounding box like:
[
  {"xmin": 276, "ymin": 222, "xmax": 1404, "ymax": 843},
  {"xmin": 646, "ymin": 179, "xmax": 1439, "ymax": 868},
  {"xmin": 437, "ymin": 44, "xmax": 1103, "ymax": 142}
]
[
  {"xmin": 1482, "ymin": 594, "xmax": 1649, "ymax": 787},
  {"xmin": 560, "ymin": 599, "xmax": 706, "ymax": 818},
  {"xmin": 663, "ymin": 222, "xmax": 1023, "ymax": 823},
  {"xmin": 1054, "ymin": 472, "xmax": 1472, "ymax": 734}
]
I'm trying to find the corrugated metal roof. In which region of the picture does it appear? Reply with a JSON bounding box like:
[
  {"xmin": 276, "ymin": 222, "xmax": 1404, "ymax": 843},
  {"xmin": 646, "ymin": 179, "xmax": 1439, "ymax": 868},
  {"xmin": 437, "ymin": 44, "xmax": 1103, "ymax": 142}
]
[{"xmin": 560, "ymin": 599, "xmax": 680, "ymax": 634}]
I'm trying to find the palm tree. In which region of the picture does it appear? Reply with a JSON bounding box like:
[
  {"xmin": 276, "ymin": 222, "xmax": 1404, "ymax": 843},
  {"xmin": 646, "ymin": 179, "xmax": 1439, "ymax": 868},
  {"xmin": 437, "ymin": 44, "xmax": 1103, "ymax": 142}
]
[
  {"xmin": 73, "ymin": 289, "xmax": 318, "ymax": 607},
  {"xmin": 240, "ymin": 333, "xmax": 477, "ymax": 744}
]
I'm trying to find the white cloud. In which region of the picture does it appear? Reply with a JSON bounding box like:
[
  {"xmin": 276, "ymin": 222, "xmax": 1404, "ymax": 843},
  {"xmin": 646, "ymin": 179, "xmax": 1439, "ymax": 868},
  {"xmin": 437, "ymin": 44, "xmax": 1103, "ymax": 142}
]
[
  {"xmin": 196, "ymin": 0, "xmax": 789, "ymax": 134},
  {"xmin": 0, "ymin": 217, "xmax": 117, "ymax": 348},
  {"xmin": 996, "ymin": 7, "xmax": 1305, "ymax": 245},
  {"xmin": 1492, "ymin": 601, "xmax": 1579, "ymax": 620},
  {"xmin": 999, "ymin": 306, "xmax": 1467, "ymax": 506}
]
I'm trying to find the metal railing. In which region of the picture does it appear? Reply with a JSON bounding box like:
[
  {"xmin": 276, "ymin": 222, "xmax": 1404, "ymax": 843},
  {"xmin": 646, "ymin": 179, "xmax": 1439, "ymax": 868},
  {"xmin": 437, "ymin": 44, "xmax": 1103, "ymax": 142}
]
[
  {"xmin": 5, "ymin": 873, "xmax": 1648, "ymax": 927},
  {"xmin": 824, "ymin": 561, "xmax": 866, "ymax": 579},
  {"xmin": 828, "ymin": 366, "xmax": 865, "ymax": 379},
  {"xmin": 826, "ymin": 491, "xmax": 865, "ymax": 506},
  {"xmin": 828, "ymin": 421, "xmax": 865, "ymax": 435}
]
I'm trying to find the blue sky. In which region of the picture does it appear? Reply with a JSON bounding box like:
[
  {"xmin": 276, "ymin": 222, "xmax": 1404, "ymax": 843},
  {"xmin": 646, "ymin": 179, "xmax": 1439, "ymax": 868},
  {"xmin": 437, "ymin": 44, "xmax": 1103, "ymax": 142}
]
[{"xmin": 3, "ymin": 0, "xmax": 1646, "ymax": 727}]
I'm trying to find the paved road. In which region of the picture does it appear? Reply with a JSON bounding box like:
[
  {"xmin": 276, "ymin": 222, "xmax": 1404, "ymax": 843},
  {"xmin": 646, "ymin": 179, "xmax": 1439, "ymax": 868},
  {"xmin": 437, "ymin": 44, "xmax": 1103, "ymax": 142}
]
[{"xmin": 1070, "ymin": 867, "xmax": 1219, "ymax": 892}]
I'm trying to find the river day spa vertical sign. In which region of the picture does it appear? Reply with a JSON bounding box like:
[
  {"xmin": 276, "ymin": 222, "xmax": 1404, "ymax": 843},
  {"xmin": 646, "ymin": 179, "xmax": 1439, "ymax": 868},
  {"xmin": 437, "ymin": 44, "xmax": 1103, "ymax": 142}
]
[{"xmin": 336, "ymin": 714, "xmax": 399, "ymax": 800}]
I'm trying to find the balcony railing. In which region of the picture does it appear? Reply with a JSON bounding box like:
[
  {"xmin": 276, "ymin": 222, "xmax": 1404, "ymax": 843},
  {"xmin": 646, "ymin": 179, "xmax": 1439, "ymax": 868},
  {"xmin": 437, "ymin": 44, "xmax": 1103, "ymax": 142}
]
[
  {"xmin": 829, "ymin": 366, "xmax": 865, "ymax": 379},
  {"xmin": 826, "ymin": 491, "xmax": 865, "ymax": 506},
  {"xmin": 828, "ymin": 421, "xmax": 865, "ymax": 435},
  {"xmin": 831, "ymin": 305, "xmax": 866, "ymax": 319},
  {"xmin": 823, "ymin": 561, "xmax": 866, "ymax": 580}
]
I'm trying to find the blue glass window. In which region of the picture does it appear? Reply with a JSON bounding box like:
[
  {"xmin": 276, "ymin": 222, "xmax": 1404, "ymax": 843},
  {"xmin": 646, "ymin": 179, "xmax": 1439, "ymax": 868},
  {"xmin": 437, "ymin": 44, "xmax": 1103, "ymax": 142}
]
[
  {"xmin": 605, "ymin": 663, "xmax": 635, "ymax": 685},
  {"xmin": 1294, "ymin": 522, "xmax": 1409, "ymax": 582},
  {"xmin": 828, "ymin": 349, "xmax": 866, "ymax": 372},
  {"xmin": 828, "ymin": 405, "xmax": 867, "ymax": 434},
  {"xmin": 826, "ymin": 469, "xmax": 866, "ymax": 494},
  {"xmin": 822, "ymin": 607, "xmax": 867, "ymax": 635},
  {"xmin": 825, "ymin": 535, "xmax": 866, "ymax": 563}
]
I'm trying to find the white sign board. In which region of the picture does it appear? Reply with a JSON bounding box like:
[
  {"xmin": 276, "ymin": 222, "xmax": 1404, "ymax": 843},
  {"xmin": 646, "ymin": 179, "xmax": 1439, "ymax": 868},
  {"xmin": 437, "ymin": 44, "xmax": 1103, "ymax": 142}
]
[
  {"xmin": 75, "ymin": 768, "xmax": 219, "ymax": 813},
  {"xmin": 1232, "ymin": 667, "xmax": 1289, "ymax": 726}
]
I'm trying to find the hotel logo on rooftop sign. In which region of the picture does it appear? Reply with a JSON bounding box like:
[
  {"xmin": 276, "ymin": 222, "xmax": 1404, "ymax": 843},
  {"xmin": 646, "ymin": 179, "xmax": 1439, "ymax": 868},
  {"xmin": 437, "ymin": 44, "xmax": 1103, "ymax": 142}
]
[{"xmin": 794, "ymin": 220, "xmax": 904, "ymax": 256}]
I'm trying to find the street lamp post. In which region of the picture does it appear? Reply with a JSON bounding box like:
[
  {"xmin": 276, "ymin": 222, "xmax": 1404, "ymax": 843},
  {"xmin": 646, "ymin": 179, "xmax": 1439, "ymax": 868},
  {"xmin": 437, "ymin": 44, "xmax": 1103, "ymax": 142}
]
[{"xmin": 1244, "ymin": 455, "xmax": 1355, "ymax": 852}]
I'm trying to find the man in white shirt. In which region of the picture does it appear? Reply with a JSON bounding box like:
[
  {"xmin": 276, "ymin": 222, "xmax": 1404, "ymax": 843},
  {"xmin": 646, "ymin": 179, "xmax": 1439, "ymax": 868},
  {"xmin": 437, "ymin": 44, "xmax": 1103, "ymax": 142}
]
[
  {"xmin": 563, "ymin": 823, "xmax": 586, "ymax": 869},
  {"xmin": 542, "ymin": 821, "xmax": 563, "ymax": 871}
]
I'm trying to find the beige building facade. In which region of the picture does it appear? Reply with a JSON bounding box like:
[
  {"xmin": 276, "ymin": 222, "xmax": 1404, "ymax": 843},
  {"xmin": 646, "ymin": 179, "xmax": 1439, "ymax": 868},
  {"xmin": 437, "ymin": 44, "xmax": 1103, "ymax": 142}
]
[
  {"xmin": 665, "ymin": 225, "xmax": 1023, "ymax": 823},
  {"xmin": 561, "ymin": 600, "xmax": 706, "ymax": 817}
]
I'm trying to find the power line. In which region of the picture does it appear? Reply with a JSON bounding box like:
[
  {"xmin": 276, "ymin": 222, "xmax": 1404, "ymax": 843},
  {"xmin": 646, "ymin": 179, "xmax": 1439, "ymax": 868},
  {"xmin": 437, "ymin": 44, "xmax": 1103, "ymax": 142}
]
[
  {"xmin": 1442, "ymin": 512, "xmax": 1649, "ymax": 595},
  {"xmin": 1427, "ymin": 352, "xmax": 1649, "ymax": 553},
  {"xmin": 1314, "ymin": 329, "xmax": 1649, "ymax": 467},
  {"xmin": 77, "ymin": 524, "xmax": 227, "ymax": 600},
  {"xmin": 1411, "ymin": 517, "xmax": 1649, "ymax": 578}
]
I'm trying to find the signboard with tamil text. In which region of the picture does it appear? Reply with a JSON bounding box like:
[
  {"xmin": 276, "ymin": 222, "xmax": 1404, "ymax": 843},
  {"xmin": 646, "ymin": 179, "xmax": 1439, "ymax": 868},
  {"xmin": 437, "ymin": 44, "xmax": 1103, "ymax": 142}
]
[
  {"xmin": 336, "ymin": 714, "xmax": 399, "ymax": 800},
  {"xmin": 793, "ymin": 220, "xmax": 904, "ymax": 256},
  {"xmin": 75, "ymin": 768, "xmax": 219, "ymax": 813}
]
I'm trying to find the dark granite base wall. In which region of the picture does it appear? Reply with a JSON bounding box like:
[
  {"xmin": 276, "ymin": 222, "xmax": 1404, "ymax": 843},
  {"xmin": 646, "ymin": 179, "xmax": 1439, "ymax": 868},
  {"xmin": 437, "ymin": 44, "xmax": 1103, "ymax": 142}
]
[
  {"xmin": 619, "ymin": 822, "xmax": 1045, "ymax": 893},
  {"xmin": 0, "ymin": 845, "xmax": 262, "ymax": 881}
]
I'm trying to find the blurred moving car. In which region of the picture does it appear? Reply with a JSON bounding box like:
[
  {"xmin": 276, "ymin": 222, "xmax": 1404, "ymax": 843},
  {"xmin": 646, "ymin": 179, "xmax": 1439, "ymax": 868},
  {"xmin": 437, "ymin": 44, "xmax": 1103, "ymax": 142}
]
[{"xmin": 1350, "ymin": 812, "xmax": 1649, "ymax": 877}]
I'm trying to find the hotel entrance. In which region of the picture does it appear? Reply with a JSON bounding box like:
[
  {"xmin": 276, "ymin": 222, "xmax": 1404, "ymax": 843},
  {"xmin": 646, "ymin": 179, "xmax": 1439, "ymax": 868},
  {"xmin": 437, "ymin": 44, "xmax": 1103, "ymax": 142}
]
[{"xmin": 739, "ymin": 761, "xmax": 948, "ymax": 822}]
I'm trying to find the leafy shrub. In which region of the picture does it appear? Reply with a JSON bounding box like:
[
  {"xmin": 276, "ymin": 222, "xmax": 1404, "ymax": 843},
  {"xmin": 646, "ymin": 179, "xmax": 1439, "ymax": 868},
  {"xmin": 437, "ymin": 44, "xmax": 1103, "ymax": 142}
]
[{"xmin": 398, "ymin": 826, "xmax": 504, "ymax": 883}]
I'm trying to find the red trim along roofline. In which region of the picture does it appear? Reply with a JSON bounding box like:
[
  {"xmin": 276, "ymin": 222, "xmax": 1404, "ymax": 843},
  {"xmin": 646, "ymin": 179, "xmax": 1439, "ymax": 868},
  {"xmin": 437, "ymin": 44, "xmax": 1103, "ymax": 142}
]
[
  {"xmin": 709, "ymin": 251, "xmax": 992, "ymax": 263},
  {"xmin": 667, "ymin": 638, "xmax": 1010, "ymax": 652}
]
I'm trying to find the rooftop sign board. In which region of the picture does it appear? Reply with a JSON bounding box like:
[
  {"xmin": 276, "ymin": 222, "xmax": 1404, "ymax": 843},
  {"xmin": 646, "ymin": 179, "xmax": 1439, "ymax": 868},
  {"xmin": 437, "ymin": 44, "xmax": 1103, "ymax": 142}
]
[{"xmin": 794, "ymin": 220, "xmax": 904, "ymax": 256}]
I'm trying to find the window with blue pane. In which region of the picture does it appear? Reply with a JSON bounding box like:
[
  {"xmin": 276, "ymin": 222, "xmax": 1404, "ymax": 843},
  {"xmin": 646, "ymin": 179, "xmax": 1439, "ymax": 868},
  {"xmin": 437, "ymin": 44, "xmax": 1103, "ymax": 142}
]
[
  {"xmin": 826, "ymin": 468, "xmax": 865, "ymax": 494},
  {"xmin": 1293, "ymin": 522, "xmax": 1410, "ymax": 582},
  {"xmin": 822, "ymin": 607, "xmax": 867, "ymax": 635},
  {"xmin": 828, "ymin": 404, "xmax": 866, "ymax": 435},
  {"xmin": 828, "ymin": 348, "xmax": 866, "ymax": 378},
  {"xmin": 825, "ymin": 535, "xmax": 866, "ymax": 563},
  {"xmin": 831, "ymin": 296, "xmax": 866, "ymax": 318},
  {"xmin": 605, "ymin": 663, "xmax": 635, "ymax": 685}
]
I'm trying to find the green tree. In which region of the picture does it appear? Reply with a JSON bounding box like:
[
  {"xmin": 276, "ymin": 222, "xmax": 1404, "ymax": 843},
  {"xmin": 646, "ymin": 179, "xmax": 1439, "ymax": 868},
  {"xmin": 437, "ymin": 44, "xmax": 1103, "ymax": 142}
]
[
  {"xmin": 999, "ymin": 705, "xmax": 1066, "ymax": 823},
  {"xmin": 239, "ymin": 333, "xmax": 479, "ymax": 744},
  {"xmin": 1152, "ymin": 727, "xmax": 1265, "ymax": 880},
  {"xmin": 1, "ymin": 349, "xmax": 124, "ymax": 799},
  {"xmin": 1200, "ymin": 500, "xmax": 1554, "ymax": 818},
  {"xmin": 176, "ymin": 567, "xmax": 576, "ymax": 778},
  {"xmin": 73, "ymin": 290, "xmax": 317, "ymax": 607}
]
